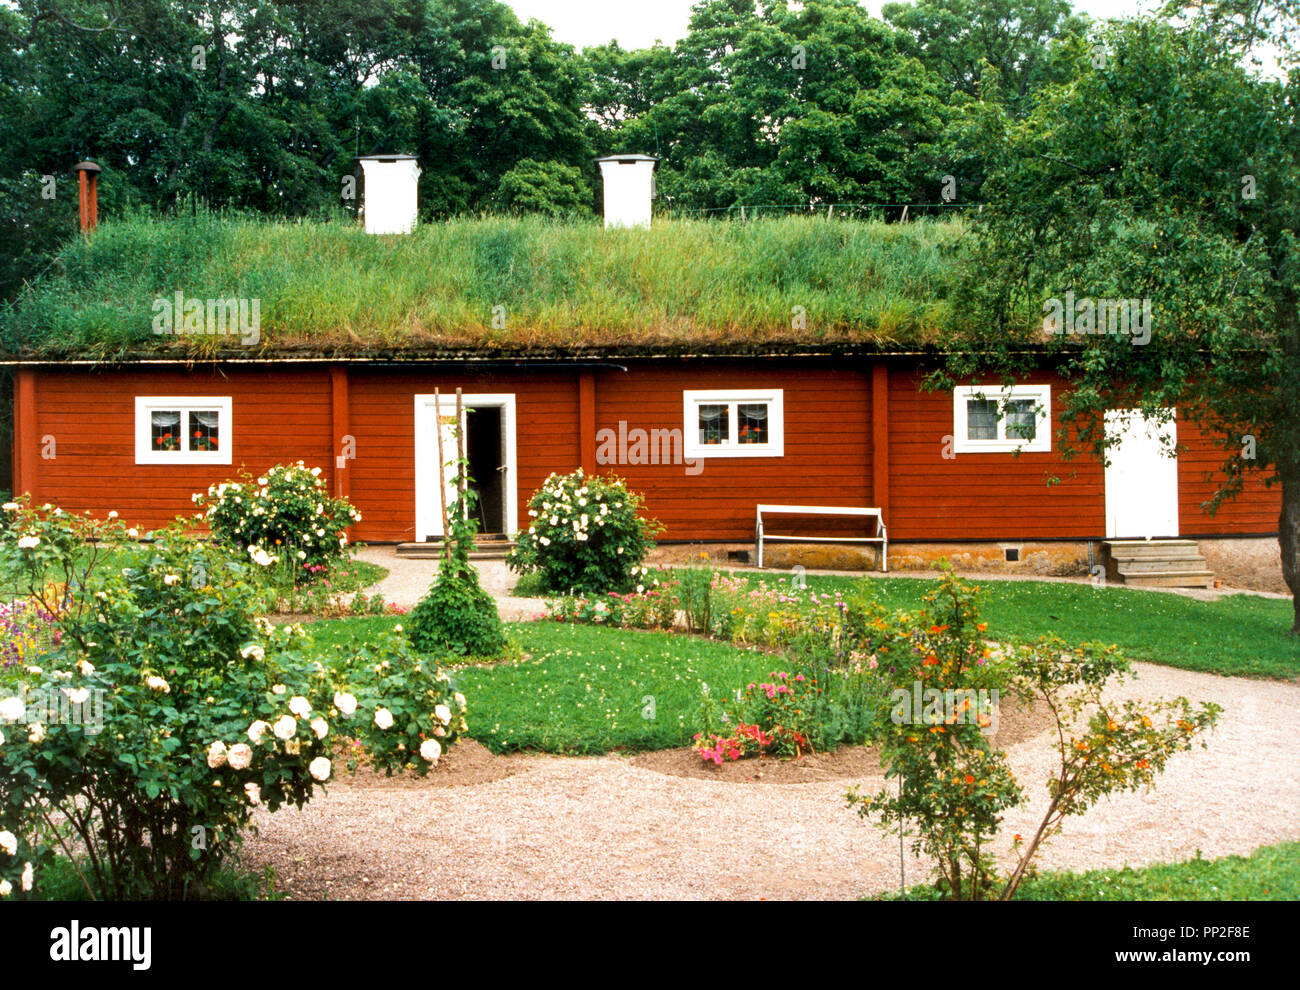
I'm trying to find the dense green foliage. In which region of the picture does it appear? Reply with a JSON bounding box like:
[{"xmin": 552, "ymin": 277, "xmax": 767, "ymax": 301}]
[
  {"xmin": 507, "ymin": 471, "xmax": 660, "ymax": 594},
  {"xmin": 0, "ymin": 501, "xmax": 466, "ymax": 900},
  {"xmin": 936, "ymin": 4, "xmax": 1300, "ymax": 632},
  {"xmin": 194, "ymin": 462, "xmax": 361, "ymax": 574}
]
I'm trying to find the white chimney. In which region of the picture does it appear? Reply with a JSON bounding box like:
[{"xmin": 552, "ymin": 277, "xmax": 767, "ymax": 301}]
[
  {"xmin": 357, "ymin": 155, "xmax": 421, "ymax": 235},
  {"xmin": 597, "ymin": 154, "xmax": 658, "ymax": 229}
]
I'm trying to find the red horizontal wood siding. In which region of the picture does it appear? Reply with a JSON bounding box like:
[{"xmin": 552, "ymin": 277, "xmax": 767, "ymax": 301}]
[
  {"xmin": 29, "ymin": 366, "xmax": 334, "ymax": 532},
  {"xmin": 592, "ymin": 361, "xmax": 873, "ymax": 541},
  {"xmin": 18, "ymin": 359, "xmax": 1280, "ymax": 543},
  {"xmin": 887, "ymin": 369, "xmax": 1106, "ymax": 541},
  {"xmin": 1177, "ymin": 416, "xmax": 1280, "ymax": 534}
]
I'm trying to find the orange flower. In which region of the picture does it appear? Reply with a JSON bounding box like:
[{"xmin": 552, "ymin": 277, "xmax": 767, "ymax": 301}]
[
  {"xmin": 1107, "ymin": 720, "xmax": 1118, "ymax": 731},
  {"xmin": 976, "ymin": 713, "xmax": 991, "ymax": 728},
  {"xmin": 964, "ymin": 774, "xmax": 974, "ymax": 785},
  {"xmin": 922, "ymin": 654, "xmax": 939, "ymax": 666},
  {"xmin": 929, "ymin": 624, "xmax": 948, "ymax": 634},
  {"xmin": 976, "ymin": 622, "xmax": 987, "ymax": 632}
]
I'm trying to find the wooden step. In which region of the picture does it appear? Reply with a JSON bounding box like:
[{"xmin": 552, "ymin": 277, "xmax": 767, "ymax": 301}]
[
  {"xmin": 1117, "ymin": 570, "xmax": 1216, "ymax": 589},
  {"xmin": 1117, "ymin": 557, "xmax": 1216, "ymax": 574},
  {"xmin": 1104, "ymin": 539, "xmax": 1202, "ymax": 559},
  {"xmin": 396, "ymin": 537, "xmax": 514, "ymax": 560},
  {"xmin": 1101, "ymin": 539, "xmax": 1215, "ymax": 588}
]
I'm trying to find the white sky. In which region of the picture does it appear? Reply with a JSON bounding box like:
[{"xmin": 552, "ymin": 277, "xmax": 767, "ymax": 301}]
[{"xmin": 504, "ymin": 0, "xmax": 1163, "ymax": 50}]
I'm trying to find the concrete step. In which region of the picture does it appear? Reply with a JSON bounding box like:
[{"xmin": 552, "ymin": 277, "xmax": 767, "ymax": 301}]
[{"xmin": 1117, "ymin": 570, "xmax": 1216, "ymax": 589}]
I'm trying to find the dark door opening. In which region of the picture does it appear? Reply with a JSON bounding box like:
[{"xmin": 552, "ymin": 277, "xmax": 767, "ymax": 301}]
[{"xmin": 465, "ymin": 407, "xmax": 506, "ymax": 536}]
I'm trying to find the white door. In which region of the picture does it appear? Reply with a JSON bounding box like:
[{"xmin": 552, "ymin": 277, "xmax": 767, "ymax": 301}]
[
  {"xmin": 414, "ymin": 394, "xmax": 517, "ymax": 542},
  {"xmin": 1104, "ymin": 409, "xmax": 1179, "ymax": 538}
]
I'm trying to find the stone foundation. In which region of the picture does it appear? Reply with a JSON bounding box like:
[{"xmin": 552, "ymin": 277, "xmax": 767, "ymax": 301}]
[
  {"xmin": 649, "ymin": 537, "xmax": 1290, "ymax": 593},
  {"xmin": 1196, "ymin": 537, "xmax": 1286, "ymax": 594},
  {"xmin": 648, "ymin": 540, "xmax": 1094, "ymax": 576}
]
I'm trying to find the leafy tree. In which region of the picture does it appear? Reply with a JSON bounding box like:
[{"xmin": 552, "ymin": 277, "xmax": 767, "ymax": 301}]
[
  {"xmin": 882, "ymin": 0, "xmax": 1088, "ymax": 114},
  {"xmin": 491, "ymin": 159, "xmax": 593, "ymax": 216},
  {"xmin": 937, "ymin": 11, "xmax": 1300, "ymax": 633}
]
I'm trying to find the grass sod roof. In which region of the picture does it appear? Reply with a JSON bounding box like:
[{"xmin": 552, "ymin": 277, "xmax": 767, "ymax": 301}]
[{"xmin": 0, "ymin": 212, "xmax": 965, "ymax": 361}]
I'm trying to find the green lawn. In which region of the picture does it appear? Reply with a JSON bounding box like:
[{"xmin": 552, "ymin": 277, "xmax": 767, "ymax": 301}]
[
  {"xmin": 1010, "ymin": 842, "xmax": 1300, "ymax": 900},
  {"xmin": 881, "ymin": 842, "xmax": 1300, "ymax": 900},
  {"xmin": 718, "ymin": 569, "xmax": 1299, "ymax": 680},
  {"xmin": 309, "ymin": 617, "xmax": 777, "ymax": 754}
]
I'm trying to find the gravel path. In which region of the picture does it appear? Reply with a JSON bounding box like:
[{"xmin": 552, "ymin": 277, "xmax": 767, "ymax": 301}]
[
  {"xmin": 350, "ymin": 546, "xmax": 547, "ymax": 621},
  {"xmin": 241, "ymin": 662, "xmax": 1300, "ymax": 900}
]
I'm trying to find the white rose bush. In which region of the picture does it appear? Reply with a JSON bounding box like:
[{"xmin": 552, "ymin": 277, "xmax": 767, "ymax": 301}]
[
  {"xmin": 193, "ymin": 461, "xmax": 361, "ymax": 576},
  {"xmin": 506, "ymin": 470, "xmax": 660, "ymax": 594},
  {"xmin": 0, "ymin": 500, "xmax": 466, "ymax": 900}
]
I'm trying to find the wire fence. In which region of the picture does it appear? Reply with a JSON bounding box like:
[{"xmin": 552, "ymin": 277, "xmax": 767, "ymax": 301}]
[{"xmin": 660, "ymin": 201, "xmax": 968, "ymax": 221}]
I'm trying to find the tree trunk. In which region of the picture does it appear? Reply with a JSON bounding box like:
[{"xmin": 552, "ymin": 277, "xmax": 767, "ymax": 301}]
[{"xmin": 1280, "ymin": 468, "xmax": 1300, "ymax": 636}]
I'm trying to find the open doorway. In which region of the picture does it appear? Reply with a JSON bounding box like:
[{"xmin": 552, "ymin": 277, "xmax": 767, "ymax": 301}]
[
  {"xmin": 414, "ymin": 393, "xmax": 517, "ymax": 543},
  {"xmin": 466, "ymin": 406, "xmax": 506, "ymax": 536}
]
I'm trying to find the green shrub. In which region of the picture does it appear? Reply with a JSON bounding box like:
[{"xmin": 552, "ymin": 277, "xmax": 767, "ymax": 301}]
[
  {"xmin": 846, "ymin": 565, "xmax": 1221, "ymax": 901},
  {"xmin": 406, "ymin": 466, "xmax": 506, "ymax": 658},
  {"xmin": 193, "ymin": 461, "xmax": 360, "ymax": 576},
  {"xmin": 0, "ymin": 501, "xmax": 466, "ymax": 901},
  {"xmin": 507, "ymin": 470, "xmax": 660, "ymax": 594},
  {"xmin": 407, "ymin": 560, "xmax": 507, "ymax": 658}
]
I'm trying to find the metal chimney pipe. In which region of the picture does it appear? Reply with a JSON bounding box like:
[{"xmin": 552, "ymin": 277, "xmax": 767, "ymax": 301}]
[{"xmin": 72, "ymin": 160, "xmax": 102, "ymax": 233}]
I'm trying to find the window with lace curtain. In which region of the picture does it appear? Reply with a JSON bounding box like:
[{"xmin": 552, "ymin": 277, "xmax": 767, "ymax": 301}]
[
  {"xmin": 135, "ymin": 397, "xmax": 232, "ymax": 464},
  {"xmin": 683, "ymin": 389, "xmax": 784, "ymax": 458},
  {"xmin": 952, "ymin": 385, "xmax": 1051, "ymax": 453}
]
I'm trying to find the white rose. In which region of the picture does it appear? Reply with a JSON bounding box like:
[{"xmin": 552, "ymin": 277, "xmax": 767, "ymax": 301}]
[
  {"xmin": 20, "ymin": 861, "xmax": 33, "ymax": 892},
  {"xmin": 0, "ymin": 830, "xmax": 17, "ymax": 856},
  {"xmin": 272, "ymin": 715, "xmax": 297, "ymax": 740},
  {"xmin": 76, "ymin": 659, "xmax": 95, "ymax": 676},
  {"xmin": 28, "ymin": 723, "xmax": 45, "ymax": 744},
  {"xmin": 107, "ymin": 510, "xmax": 118, "ymax": 519},
  {"xmin": 66, "ymin": 687, "xmax": 90, "ymax": 705},
  {"xmin": 0, "ymin": 880, "xmax": 10, "ymax": 897},
  {"xmin": 0, "ymin": 697, "xmax": 25, "ymax": 723},
  {"xmin": 435, "ymin": 704, "xmax": 452, "ymax": 725},
  {"xmin": 271, "ymin": 684, "xmax": 286, "ymax": 695},
  {"xmin": 247, "ymin": 720, "xmax": 271, "ymax": 744},
  {"xmin": 164, "ymin": 574, "xmax": 180, "ymax": 586},
  {"xmin": 310, "ymin": 718, "xmax": 328, "ymax": 740},
  {"xmin": 244, "ymin": 782, "xmax": 261, "ymax": 805},
  {"xmin": 240, "ymin": 644, "xmax": 265, "ymax": 662},
  {"xmin": 127, "ymin": 528, "xmax": 139, "ymax": 538},
  {"xmin": 288, "ymin": 696, "xmax": 312, "ymax": 718},
  {"xmin": 227, "ymin": 743, "xmax": 253, "ymax": 770},
  {"xmin": 1, "ymin": 502, "xmax": 17, "ymax": 511},
  {"xmin": 16, "ymin": 535, "xmax": 39, "ymax": 550},
  {"xmin": 454, "ymin": 692, "xmax": 466, "ymax": 708},
  {"xmin": 374, "ymin": 708, "xmax": 394, "ymax": 730},
  {"xmin": 419, "ymin": 738, "xmax": 442, "ymax": 762},
  {"xmin": 206, "ymin": 740, "xmax": 228, "ymax": 769},
  {"xmin": 145, "ymin": 675, "xmax": 170, "ymax": 693},
  {"xmin": 309, "ymin": 757, "xmax": 331, "ymax": 781},
  {"xmin": 333, "ymin": 692, "xmax": 357, "ymax": 716}
]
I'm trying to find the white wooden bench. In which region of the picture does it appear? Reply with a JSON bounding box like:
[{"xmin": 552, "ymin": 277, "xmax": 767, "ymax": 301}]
[{"xmin": 754, "ymin": 505, "xmax": 887, "ymax": 571}]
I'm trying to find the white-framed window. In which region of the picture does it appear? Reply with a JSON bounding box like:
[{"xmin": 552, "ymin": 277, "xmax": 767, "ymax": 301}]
[
  {"xmin": 134, "ymin": 397, "xmax": 232, "ymax": 465},
  {"xmin": 952, "ymin": 384, "xmax": 1051, "ymax": 453},
  {"xmin": 683, "ymin": 389, "xmax": 784, "ymax": 458}
]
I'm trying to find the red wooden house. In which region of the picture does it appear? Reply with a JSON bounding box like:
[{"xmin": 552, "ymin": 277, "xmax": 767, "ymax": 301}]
[{"xmin": 3, "ymin": 158, "xmax": 1282, "ymax": 588}]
